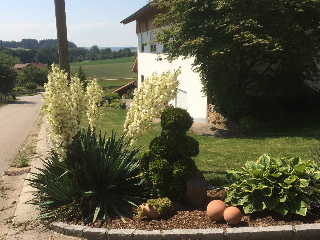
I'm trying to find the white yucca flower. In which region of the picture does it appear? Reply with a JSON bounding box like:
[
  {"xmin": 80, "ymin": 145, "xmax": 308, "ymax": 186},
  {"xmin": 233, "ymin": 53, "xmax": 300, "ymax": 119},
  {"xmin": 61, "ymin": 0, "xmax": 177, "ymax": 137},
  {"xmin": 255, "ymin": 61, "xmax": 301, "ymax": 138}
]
[
  {"xmin": 43, "ymin": 65, "xmax": 103, "ymax": 159},
  {"xmin": 124, "ymin": 69, "xmax": 180, "ymax": 143}
]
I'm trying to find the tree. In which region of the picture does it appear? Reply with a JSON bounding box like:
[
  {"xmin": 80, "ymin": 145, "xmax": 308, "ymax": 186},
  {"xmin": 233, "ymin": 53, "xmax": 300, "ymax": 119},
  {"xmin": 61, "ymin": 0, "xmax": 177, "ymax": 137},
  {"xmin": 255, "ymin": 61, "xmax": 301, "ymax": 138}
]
[
  {"xmin": 25, "ymin": 82, "xmax": 38, "ymax": 94},
  {"xmin": 69, "ymin": 47, "xmax": 88, "ymax": 62},
  {"xmin": 154, "ymin": 0, "xmax": 320, "ymax": 121},
  {"xmin": 54, "ymin": 0, "xmax": 70, "ymax": 79},
  {"xmin": 34, "ymin": 47, "xmax": 59, "ymax": 64},
  {"xmin": 87, "ymin": 45, "xmax": 100, "ymax": 61},
  {"xmin": 0, "ymin": 53, "xmax": 21, "ymax": 67},
  {"xmin": 74, "ymin": 66, "xmax": 87, "ymax": 89},
  {"xmin": 18, "ymin": 66, "xmax": 48, "ymax": 86},
  {"xmin": 0, "ymin": 55, "xmax": 17, "ymax": 99}
]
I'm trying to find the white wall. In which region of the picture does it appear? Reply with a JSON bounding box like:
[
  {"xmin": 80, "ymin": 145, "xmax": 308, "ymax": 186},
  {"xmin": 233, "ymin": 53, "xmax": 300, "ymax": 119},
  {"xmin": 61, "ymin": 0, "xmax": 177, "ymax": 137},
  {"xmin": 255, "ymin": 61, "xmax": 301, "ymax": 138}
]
[{"xmin": 137, "ymin": 31, "xmax": 207, "ymax": 123}]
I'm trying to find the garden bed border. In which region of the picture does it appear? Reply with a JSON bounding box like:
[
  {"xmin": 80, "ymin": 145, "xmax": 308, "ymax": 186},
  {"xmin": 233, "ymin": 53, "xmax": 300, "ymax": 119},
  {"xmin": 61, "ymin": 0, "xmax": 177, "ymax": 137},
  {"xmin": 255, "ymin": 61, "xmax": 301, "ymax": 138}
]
[{"xmin": 51, "ymin": 222, "xmax": 320, "ymax": 240}]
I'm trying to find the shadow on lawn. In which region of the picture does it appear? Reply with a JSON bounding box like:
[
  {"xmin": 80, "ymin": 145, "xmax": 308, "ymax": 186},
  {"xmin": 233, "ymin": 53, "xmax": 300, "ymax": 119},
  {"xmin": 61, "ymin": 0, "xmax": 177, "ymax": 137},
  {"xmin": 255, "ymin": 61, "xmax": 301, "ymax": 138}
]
[
  {"xmin": 194, "ymin": 108, "xmax": 320, "ymax": 140},
  {"xmin": 202, "ymin": 171, "xmax": 227, "ymax": 187}
]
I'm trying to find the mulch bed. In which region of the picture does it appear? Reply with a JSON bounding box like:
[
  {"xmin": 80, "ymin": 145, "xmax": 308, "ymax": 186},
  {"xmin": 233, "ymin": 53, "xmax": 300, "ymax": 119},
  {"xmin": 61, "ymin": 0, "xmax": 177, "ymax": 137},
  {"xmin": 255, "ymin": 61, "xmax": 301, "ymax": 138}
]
[{"xmin": 74, "ymin": 189, "xmax": 320, "ymax": 230}]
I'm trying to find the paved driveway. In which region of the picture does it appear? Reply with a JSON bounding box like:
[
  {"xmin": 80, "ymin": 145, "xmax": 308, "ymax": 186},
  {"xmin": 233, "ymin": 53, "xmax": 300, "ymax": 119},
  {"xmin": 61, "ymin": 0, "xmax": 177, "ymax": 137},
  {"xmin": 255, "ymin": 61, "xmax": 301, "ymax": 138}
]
[{"xmin": 0, "ymin": 95, "xmax": 43, "ymax": 177}]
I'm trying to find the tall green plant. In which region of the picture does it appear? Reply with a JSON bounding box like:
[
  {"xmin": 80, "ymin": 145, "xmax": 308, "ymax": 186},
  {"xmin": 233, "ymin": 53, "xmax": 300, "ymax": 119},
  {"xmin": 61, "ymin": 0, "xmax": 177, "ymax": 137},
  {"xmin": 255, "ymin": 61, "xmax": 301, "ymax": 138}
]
[
  {"xmin": 222, "ymin": 154, "xmax": 320, "ymax": 217},
  {"xmin": 29, "ymin": 129, "xmax": 148, "ymax": 225},
  {"xmin": 140, "ymin": 107, "xmax": 199, "ymax": 201}
]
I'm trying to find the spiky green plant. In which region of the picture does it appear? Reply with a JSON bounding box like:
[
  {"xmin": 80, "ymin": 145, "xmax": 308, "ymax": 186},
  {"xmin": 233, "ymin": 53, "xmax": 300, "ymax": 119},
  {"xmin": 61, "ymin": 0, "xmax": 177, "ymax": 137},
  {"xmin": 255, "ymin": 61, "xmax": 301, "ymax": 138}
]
[{"xmin": 29, "ymin": 129, "xmax": 148, "ymax": 225}]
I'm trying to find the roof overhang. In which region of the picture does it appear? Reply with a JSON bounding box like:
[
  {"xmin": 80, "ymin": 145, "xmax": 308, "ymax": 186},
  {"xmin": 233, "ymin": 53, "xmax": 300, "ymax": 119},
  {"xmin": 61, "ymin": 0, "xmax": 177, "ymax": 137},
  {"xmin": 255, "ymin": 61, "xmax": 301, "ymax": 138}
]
[{"xmin": 121, "ymin": 1, "xmax": 156, "ymax": 24}]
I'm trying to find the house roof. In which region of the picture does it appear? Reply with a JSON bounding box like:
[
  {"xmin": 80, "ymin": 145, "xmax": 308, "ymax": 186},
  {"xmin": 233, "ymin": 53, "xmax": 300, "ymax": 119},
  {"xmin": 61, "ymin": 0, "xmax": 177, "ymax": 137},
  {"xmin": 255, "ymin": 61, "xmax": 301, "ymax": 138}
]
[
  {"xmin": 14, "ymin": 63, "xmax": 30, "ymax": 69},
  {"xmin": 113, "ymin": 80, "xmax": 137, "ymax": 94},
  {"xmin": 121, "ymin": 1, "xmax": 155, "ymax": 24},
  {"xmin": 30, "ymin": 62, "xmax": 46, "ymax": 69}
]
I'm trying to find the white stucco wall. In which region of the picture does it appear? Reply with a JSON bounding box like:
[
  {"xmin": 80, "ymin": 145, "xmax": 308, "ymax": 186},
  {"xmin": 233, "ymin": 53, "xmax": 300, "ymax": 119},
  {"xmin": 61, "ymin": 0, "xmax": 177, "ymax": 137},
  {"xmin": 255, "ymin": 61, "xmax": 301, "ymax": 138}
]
[{"xmin": 137, "ymin": 31, "xmax": 207, "ymax": 123}]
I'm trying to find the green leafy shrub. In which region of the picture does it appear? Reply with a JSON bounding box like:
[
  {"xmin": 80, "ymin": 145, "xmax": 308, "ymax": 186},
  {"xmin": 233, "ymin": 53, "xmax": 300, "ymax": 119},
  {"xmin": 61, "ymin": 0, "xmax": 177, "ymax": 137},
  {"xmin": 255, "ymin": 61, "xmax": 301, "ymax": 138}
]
[
  {"xmin": 29, "ymin": 129, "xmax": 148, "ymax": 225},
  {"xmin": 146, "ymin": 197, "xmax": 173, "ymax": 219},
  {"xmin": 109, "ymin": 99, "xmax": 126, "ymax": 109},
  {"xmin": 122, "ymin": 90, "xmax": 134, "ymax": 99},
  {"xmin": 102, "ymin": 92, "xmax": 120, "ymax": 104},
  {"xmin": 222, "ymin": 154, "xmax": 320, "ymax": 217},
  {"xmin": 140, "ymin": 107, "xmax": 199, "ymax": 201},
  {"xmin": 25, "ymin": 82, "xmax": 38, "ymax": 93}
]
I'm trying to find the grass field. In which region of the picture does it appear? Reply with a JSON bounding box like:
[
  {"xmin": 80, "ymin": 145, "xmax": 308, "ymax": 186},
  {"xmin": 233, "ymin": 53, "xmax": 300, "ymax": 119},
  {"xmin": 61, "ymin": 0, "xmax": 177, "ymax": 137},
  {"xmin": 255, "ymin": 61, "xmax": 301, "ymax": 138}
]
[
  {"xmin": 70, "ymin": 57, "xmax": 137, "ymax": 79},
  {"xmin": 97, "ymin": 107, "xmax": 320, "ymax": 186}
]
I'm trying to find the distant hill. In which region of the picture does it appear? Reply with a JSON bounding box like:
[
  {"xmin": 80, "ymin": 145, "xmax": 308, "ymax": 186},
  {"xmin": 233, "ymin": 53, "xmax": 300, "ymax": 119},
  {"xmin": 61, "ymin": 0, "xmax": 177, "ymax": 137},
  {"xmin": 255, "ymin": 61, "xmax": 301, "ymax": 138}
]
[
  {"xmin": 84, "ymin": 47, "xmax": 137, "ymax": 52},
  {"xmin": 0, "ymin": 39, "xmax": 77, "ymax": 50}
]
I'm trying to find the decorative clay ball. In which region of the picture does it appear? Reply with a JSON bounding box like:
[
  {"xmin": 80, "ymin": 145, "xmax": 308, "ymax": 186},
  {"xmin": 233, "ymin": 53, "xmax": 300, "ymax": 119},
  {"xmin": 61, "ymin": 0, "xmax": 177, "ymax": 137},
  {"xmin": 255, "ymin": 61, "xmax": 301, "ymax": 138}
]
[
  {"xmin": 224, "ymin": 206, "xmax": 242, "ymax": 225},
  {"xmin": 206, "ymin": 200, "xmax": 227, "ymax": 222}
]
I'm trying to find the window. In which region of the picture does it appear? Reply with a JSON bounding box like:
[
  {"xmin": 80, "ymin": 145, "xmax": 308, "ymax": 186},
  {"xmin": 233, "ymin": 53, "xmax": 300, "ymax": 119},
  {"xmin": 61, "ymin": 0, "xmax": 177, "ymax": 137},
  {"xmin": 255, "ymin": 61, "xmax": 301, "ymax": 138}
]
[
  {"xmin": 150, "ymin": 31, "xmax": 156, "ymax": 53},
  {"xmin": 140, "ymin": 34, "xmax": 144, "ymax": 52}
]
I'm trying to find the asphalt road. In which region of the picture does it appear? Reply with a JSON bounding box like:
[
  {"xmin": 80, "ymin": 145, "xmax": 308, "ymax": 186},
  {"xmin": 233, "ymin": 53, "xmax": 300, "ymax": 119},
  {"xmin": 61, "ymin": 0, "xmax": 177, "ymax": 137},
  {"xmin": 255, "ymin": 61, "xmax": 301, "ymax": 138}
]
[{"xmin": 0, "ymin": 95, "xmax": 43, "ymax": 177}]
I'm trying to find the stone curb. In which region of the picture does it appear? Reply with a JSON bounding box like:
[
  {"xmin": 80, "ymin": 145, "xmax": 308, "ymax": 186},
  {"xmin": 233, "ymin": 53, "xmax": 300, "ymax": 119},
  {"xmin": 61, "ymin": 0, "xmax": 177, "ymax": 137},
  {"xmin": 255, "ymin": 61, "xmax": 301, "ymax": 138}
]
[{"xmin": 50, "ymin": 222, "xmax": 320, "ymax": 240}]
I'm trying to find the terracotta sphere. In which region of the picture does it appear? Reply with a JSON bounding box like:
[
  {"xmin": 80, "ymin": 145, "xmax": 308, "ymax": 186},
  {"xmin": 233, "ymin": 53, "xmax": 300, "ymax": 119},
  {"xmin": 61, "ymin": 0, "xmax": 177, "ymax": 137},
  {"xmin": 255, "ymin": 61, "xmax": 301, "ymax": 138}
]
[
  {"xmin": 206, "ymin": 200, "xmax": 227, "ymax": 222},
  {"xmin": 139, "ymin": 204, "xmax": 161, "ymax": 219},
  {"xmin": 224, "ymin": 206, "xmax": 242, "ymax": 225}
]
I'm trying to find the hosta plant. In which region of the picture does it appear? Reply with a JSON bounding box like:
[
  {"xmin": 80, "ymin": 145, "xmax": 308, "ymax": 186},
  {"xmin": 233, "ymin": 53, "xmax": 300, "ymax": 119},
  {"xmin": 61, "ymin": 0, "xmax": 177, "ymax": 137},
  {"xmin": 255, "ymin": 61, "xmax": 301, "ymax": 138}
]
[
  {"xmin": 222, "ymin": 154, "xmax": 320, "ymax": 217},
  {"xmin": 29, "ymin": 128, "xmax": 148, "ymax": 225}
]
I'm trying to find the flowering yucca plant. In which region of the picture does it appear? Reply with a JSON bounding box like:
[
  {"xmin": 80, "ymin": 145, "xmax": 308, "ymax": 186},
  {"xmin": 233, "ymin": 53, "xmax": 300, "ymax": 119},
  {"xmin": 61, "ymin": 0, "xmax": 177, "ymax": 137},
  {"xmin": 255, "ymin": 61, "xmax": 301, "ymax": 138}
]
[
  {"xmin": 86, "ymin": 78, "xmax": 103, "ymax": 132},
  {"xmin": 44, "ymin": 65, "xmax": 80, "ymax": 157},
  {"xmin": 43, "ymin": 65, "xmax": 102, "ymax": 157},
  {"xmin": 124, "ymin": 69, "xmax": 180, "ymax": 142}
]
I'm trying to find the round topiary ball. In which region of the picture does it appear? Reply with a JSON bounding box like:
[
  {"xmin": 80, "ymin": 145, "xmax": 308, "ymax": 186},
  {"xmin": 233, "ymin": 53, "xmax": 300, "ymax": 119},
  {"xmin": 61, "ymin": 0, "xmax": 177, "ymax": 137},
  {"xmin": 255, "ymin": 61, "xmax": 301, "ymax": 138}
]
[{"xmin": 161, "ymin": 107, "xmax": 193, "ymax": 135}]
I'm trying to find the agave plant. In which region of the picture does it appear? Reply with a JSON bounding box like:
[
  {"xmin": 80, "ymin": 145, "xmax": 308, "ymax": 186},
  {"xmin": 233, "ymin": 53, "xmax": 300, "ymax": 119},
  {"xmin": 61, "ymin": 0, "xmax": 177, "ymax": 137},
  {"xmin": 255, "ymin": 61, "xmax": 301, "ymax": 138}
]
[
  {"xmin": 29, "ymin": 129, "xmax": 148, "ymax": 225},
  {"xmin": 222, "ymin": 154, "xmax": 320, "ymax": 217}
]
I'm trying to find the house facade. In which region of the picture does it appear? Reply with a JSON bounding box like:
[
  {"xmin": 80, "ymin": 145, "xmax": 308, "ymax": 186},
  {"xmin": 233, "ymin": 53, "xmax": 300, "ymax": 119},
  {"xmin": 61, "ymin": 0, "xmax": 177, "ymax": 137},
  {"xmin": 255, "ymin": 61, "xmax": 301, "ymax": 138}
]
[{"xmin": 121, "ymin": 3, "xmax": 207, "ymax": 123}]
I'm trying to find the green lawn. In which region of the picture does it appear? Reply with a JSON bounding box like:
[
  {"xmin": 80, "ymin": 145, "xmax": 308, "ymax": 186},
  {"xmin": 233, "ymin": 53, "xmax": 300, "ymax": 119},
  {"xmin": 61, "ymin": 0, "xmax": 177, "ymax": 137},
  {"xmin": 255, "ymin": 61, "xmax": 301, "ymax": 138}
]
[
  {"xmin": 70, "ymin": 57, "xmax": 137, "ymax": 79},
  {"xmin": 97, "ymin": 107, "xmax": 320, "ymax": 186}
]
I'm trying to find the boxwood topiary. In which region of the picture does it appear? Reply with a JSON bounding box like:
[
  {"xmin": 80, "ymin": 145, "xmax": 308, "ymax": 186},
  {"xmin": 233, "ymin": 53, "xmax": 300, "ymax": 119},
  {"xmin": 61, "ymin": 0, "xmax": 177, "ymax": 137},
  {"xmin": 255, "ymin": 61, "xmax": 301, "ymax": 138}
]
[
  {"xmin": 161, "ymin": 106, "xmax": 193, "ymax": 136},
  {"xmin": 149, "ymin": 135, "xmax": 199, "ymax": 162},
  {"xmin": 140, "ymin": 106, "xmax": 200, "ymax": 202}
]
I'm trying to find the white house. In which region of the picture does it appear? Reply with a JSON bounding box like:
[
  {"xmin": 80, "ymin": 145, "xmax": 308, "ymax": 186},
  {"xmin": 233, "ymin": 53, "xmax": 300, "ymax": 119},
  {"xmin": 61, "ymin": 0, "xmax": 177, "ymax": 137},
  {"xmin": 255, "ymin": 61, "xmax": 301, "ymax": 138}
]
[{"xmin": 121, "ymin": 2, "xmax": 207, "ymax": 123}]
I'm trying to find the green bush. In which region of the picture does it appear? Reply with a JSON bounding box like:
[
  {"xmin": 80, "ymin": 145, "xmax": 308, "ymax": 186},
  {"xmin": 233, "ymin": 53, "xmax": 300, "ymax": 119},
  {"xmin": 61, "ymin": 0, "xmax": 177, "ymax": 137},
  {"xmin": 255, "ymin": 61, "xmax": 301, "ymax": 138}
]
[
  {"xmin": 149, "ymin": 135, "xmax": 199, "ymax": 162},
  {"xmin": 109, "ymin": 99, "xmax": 126, "ymax": 109},
  {"xmin": 161, "ymin": 106, "xmax": 193, "ymax": 136},
  {"xmin": 25, "ymin": 82, "xmax": 38, "ymax": 93},
  {"xmin": 122, "ymin": 90, "xmax": 134, "ymax": 99},
  {"xmin": 102, "ymin": 92, "xmax": 120, "ymax": 104},
  {"xmin": 29, "ymin": 129, "xmax": 148, "ymax": 225},
  {"xmin": 146, "ymin": 197, "xmax": 173, "ymax": 219},
  {"xmin": 222, "ymin": 154, "xmax": 320, "ymax": 217},
  {"xmin": 140, "ymin": 107, "xmax": 199, "ymax": 201}
]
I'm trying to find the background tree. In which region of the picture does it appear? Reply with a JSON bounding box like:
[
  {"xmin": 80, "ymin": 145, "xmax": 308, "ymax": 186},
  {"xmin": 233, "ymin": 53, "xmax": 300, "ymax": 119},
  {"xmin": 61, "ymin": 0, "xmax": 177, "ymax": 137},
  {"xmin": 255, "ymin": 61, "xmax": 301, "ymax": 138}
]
[
  {"xmin": 0, "ymin": 55, "xmax": 17, "ymax": 100},
  {"xmin": 69, "ymin": 47, "xmax": 88, "ymax": 62},
  {"xmin": 54, "ymin": 0, "xmax": 70, "ymax": 79},
  {"xmin": 74, "ymin": 66, "xmax": 87, "ymax": 89},
  {"xmin": 17, "ymin": 66, "xmax": 48, "ymax": 86},
  {"xmin": 87, "ymin": 45, "xmax": 100, "ymax": 61},
  {"xmin": 34, "ymin": 47, "xmax": 59, "ymax": 64},
  {"xmin": 154, "ymin": 0, "xmax": 320, "ymax": 122},
  {"xmin": 25, "ymin": 82, "xmax": 38, "ymax": 94}
]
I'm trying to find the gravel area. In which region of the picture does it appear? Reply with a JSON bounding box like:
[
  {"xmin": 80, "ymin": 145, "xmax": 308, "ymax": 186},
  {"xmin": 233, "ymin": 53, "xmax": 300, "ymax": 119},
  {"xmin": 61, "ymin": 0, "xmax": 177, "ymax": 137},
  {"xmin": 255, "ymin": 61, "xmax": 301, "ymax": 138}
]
[{"xmin": 68, "ymin": 189, "xmax": 320, "ymax": 230}]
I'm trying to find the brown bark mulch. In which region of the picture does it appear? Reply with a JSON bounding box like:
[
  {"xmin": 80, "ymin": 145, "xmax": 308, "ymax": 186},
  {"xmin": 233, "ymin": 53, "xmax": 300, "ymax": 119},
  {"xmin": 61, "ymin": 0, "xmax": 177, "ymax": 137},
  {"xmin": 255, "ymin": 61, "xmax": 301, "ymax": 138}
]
[{"xmin": 76, "ymin": 189, "xmax": 320, "ymax": 230}]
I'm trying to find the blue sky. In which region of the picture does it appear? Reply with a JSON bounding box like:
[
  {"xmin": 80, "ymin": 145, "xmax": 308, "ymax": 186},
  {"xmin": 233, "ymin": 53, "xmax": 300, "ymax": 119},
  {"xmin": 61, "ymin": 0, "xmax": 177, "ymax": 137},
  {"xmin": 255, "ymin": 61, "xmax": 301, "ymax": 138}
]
[{"xmin": 0, "ymin": 0, "xmax": 149, "ymax": 47}]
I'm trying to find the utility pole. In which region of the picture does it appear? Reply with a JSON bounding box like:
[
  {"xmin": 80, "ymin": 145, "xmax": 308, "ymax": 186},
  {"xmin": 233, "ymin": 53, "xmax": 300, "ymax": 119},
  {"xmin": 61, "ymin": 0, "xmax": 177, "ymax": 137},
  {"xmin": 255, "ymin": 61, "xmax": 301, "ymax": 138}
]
[{"xmin": 54, "ymin": 0, "xmax": 70, "ymax": 80}]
